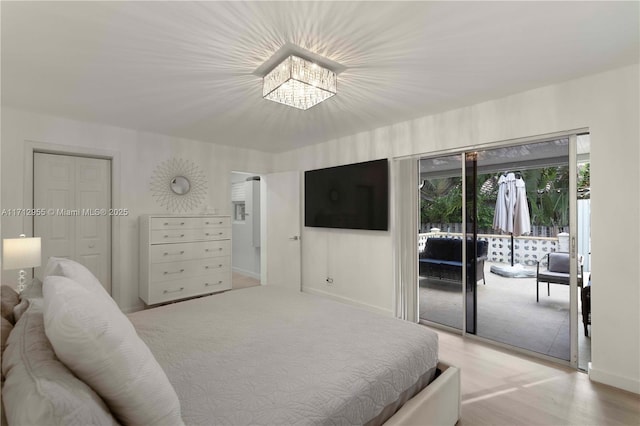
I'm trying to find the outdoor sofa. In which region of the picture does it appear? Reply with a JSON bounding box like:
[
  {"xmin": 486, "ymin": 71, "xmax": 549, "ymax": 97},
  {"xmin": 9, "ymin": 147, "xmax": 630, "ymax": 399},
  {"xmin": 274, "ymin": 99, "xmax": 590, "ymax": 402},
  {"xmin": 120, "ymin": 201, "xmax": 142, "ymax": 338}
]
[{"xmin": 419, "ymin": 238, "xmax": 489, "ymax": 284}]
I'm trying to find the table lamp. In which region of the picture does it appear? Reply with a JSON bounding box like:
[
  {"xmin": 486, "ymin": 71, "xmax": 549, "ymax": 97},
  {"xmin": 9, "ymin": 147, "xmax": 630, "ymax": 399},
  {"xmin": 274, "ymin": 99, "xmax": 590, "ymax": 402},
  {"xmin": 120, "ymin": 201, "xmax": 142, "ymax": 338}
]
[{"xmin": 3, "ymin": 234, "xmax": 42, "ymax": 292}]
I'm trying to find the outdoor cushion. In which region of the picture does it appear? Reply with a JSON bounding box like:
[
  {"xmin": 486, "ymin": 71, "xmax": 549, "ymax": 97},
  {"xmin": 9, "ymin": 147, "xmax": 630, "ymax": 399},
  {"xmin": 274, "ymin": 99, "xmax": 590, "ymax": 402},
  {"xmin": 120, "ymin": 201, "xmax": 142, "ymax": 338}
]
[{"xmin": 548, "ymin": 252, "xmax": 570, "ymax": 273}]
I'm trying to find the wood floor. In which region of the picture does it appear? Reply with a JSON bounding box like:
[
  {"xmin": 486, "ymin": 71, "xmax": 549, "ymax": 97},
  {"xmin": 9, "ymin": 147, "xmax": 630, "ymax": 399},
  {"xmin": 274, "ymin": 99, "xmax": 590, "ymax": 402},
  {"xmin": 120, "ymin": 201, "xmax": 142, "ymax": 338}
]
[
  {"xmin": 432, "ymin": 327, "xmax": 640, "ymax": 425},
  {"xmin": 231, "ymin": 271, "xmax": 261, "ymax": 290}
]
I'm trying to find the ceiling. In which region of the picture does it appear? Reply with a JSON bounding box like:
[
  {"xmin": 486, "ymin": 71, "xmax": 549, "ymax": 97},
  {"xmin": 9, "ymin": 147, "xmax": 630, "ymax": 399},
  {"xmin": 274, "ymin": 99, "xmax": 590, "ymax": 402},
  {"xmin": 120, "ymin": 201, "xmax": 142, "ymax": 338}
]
[{"xmin": 2, "ymin": 1, "xmax": 638, "ymax": 154}]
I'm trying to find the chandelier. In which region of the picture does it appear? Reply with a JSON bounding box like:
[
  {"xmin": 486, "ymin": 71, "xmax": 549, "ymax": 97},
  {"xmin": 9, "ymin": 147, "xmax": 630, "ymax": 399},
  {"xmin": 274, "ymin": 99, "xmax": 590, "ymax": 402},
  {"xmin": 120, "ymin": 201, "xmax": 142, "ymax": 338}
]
[{"xmin": 262, "ymin": 55, "xmax": 337, "ymax": 110}]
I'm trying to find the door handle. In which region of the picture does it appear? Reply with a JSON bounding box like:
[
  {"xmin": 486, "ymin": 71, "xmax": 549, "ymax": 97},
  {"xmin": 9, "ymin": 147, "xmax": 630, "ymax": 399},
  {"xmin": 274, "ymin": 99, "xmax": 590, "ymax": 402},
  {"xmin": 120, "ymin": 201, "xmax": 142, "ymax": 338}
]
[{"xmin": 289, "ymin": 236, "xmax": 300, "ymax": 241}]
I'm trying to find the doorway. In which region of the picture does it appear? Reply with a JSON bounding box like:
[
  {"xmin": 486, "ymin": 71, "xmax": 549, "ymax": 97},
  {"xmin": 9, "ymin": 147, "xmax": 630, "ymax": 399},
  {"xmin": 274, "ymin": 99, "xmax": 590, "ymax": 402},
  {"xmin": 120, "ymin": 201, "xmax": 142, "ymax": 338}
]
[
  {"xmin": 33, "ymin": 152, "xmax": 112, "ymax": 293},
  {"xmin": 230, "ymin": 171, "xmax": 261, "ymax": 289},
  {"xmin": 418, "ymin": 133, "xmax": 590, "ymax": 368}
]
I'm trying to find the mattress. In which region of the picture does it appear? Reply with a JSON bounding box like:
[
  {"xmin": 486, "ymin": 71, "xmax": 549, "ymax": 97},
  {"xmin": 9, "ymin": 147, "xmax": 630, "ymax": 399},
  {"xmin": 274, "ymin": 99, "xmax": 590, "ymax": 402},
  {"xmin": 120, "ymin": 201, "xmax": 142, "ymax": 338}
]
[{"xmin": 128, "ymin": 286, "xmax": 438, "ymax": 425}]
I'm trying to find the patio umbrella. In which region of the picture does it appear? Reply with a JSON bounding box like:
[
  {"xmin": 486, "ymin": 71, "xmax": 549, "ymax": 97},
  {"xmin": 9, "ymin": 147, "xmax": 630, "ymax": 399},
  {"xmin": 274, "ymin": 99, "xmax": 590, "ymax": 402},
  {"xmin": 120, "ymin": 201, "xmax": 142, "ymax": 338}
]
[
  {"xmin": 492, "ymin": 172, "xmax": 532, "ymax": 273},
  {"xmin": 513, "ymin": 177, "xmax": 531, "ymax": 237},
  {"xmin": 492, "ymin": 174, "xmax": 508, "ymax": 232}
]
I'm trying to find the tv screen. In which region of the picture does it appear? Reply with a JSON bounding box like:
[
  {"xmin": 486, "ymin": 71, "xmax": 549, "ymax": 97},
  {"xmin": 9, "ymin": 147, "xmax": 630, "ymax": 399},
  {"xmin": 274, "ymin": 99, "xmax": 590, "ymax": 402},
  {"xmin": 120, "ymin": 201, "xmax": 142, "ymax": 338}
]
[{"xmin": 304, "ymin": 159, "xmax": 389, "ymax": 231}]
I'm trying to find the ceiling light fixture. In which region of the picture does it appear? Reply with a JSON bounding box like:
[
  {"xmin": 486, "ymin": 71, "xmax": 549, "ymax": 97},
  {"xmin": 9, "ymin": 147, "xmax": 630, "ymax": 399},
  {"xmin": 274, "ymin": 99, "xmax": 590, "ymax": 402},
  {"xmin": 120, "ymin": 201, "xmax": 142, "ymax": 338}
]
[
  {"xmin": 262, "ymin": 55, "xmax": 337, "ymax": 110},
  {"xmin": 254, "ymin": 44, "xmax": 346, "ymax": 111}
]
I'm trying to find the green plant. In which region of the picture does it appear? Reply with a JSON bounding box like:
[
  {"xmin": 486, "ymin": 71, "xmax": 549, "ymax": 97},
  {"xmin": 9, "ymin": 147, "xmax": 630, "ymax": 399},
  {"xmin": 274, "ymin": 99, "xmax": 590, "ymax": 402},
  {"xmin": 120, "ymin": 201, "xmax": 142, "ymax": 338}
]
[
  {"xmin": 527, "ymin": 166, "xmax": 570, "ymax": 231},
  {"xmin": 420, "ymin": 180, "xmax": 462, "ymax": 224},
  {"xmin": 420, "ymin": 175, "xmax": 496, "ymax": 228},
  {"xmin": 419, "ymin": 165, "xmax": 576, "ymax": 233}
]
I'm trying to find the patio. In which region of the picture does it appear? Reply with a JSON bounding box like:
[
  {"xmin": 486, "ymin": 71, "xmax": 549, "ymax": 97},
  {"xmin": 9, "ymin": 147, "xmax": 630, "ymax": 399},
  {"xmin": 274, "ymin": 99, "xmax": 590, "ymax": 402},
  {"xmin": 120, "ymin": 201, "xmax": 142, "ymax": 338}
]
[{"xmin": 419, "ymin": 261, "xmax": 591, "ymax": 369}]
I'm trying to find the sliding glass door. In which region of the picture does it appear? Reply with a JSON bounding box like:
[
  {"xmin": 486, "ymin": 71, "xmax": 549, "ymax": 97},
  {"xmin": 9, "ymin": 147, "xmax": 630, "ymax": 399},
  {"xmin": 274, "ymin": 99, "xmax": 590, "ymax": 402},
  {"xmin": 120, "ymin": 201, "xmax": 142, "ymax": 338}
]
[
  {"xmin": 418, "ymin": 134, "xmax": 587, "ymax": 367},
  {"xmin": 418, "ymin": 154, "xmax": 463, "ymax": 330},
  {"xmin": 469, "ymin": 139, "xmax": 573, "ymax": 362}
]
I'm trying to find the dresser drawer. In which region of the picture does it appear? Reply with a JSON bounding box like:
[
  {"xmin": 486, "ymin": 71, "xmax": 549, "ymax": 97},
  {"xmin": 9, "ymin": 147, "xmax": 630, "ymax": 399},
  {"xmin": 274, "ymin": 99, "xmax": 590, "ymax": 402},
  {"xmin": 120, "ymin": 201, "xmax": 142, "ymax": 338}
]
[
  {"xmin": 151, "ymin": 217, "xmax": 201, "ymax": 231},
  {"xmin": 148, "ymin": 280, "xmax": 193, "ymax": 304},
  {"xmin": 150, "ymin": 242, "xmax": 197, "ymax": 263},
  {"xmin": 197, "ymin": 256, "xmax": 231, "ymax": 275},
  {"xmin": 150, "ymin": 240, "xmax": 231, "ymax": 263},
  {"xmin": 192, "ymin": 273, "xmax": 231, "ymax": 294},
  {"xmin": 201, "ymin": 228, "xmax": 230, "ymax": 240},
  {"xmin": 200, "ymin": 240, "xmax": 231, "ymax": 258},
  {"xmin": 150, "ymin": 257, "xmax": 231, "ymax": 282},
  {"xmin": 201, "ymin": 217, "xmax": 231, "ymax": 228},
  {"xmin": 151, "ymin": 216, "xmax": 231, "ymax": 231},
  {"xmin": 150, "ymin": 260, "xmax": 195, "ymax": 282},
  {"xmin": 150, "ymin": 228, "xmax": 230, "ymax": 244},
  {"xmin": 148, "ymin": 274, "xmax": 231, "ymax": 304}
]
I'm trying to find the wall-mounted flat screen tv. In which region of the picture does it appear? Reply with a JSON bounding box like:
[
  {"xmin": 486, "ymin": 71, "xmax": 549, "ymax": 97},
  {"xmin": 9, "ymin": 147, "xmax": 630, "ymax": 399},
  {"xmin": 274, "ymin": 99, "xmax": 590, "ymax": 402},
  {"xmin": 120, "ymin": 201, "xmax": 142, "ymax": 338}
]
[{"xmin": 304, "ymin": 159, "xmax": 389, "ymax": 231}]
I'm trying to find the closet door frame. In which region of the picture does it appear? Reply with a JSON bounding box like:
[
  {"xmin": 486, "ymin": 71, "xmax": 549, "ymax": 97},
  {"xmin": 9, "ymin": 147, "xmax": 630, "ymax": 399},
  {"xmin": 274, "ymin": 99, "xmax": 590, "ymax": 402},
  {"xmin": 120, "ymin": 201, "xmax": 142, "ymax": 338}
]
[{"xmin": 22, "ymin": 141, "xmax": 122, "ymax": 304}]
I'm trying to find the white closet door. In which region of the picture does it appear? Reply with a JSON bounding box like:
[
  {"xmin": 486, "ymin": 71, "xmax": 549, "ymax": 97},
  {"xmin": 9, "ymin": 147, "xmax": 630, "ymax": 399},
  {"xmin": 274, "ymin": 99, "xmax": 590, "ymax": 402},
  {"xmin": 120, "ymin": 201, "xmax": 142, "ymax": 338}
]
[
  {"xmin": 75, "ymin": 157, "xmax": 111, "ymax": 292},
  {"xmin": 34, "ymin": 154, "xmax": 76, "ymax": 273},
  {"xmin": 34, "ymin": 153, "xmax": 111, "ymax": 294}
]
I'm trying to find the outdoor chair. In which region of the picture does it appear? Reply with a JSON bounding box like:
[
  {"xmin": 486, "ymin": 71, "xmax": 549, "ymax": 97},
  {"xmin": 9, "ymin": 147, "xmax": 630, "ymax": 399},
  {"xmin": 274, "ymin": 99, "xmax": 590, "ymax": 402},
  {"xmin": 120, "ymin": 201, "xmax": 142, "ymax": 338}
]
[
  {"xmin": 581, "ymin": 277, "xmax": 591, "ymax": 336},
  {"xmin": 536, "ymin": 252, "xmax": 583, "ymax": 302}
]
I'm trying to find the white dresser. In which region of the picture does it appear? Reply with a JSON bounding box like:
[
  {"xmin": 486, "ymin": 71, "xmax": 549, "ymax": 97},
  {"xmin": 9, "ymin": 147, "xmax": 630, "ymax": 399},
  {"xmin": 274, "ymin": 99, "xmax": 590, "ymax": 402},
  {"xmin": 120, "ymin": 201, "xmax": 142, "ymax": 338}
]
[{"xmin": 139, "ymin": 215, "xmax": 232, "ymax": 305}]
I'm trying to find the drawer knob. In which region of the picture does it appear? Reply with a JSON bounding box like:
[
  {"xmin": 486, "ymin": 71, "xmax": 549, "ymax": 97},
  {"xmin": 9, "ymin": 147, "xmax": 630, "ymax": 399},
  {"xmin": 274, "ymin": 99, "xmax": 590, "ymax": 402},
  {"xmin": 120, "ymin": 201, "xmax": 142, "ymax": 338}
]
[
  {"xmin": 163, "ymin": 269, "xmax": 185, "ymax": 275},
  {"xmin": 164, "ymin": 234, "xmax": 185, "ymax": 238},
  {"xmin": 163, "ymin": 222, "xmax": 185, "ymax": 226},
  {"xmin": 163, "ymin": 287, "xmax": 184, "ymax": 294}
]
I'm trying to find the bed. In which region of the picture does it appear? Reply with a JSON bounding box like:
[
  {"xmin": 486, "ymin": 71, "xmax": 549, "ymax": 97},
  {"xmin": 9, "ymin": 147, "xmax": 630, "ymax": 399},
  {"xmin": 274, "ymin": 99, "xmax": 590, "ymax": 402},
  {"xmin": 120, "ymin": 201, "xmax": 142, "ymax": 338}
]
[{"xmin": 1, "ymin": 257, "xmax": 460, "ymax": 426}]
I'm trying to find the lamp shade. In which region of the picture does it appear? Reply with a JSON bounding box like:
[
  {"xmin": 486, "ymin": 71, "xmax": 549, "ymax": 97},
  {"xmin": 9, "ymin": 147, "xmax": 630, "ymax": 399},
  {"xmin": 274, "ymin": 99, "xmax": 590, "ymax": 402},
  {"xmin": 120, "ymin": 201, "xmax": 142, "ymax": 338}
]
[{"xmin": 3, "ymin": 237, "xmax": 41, "ymax": 270}]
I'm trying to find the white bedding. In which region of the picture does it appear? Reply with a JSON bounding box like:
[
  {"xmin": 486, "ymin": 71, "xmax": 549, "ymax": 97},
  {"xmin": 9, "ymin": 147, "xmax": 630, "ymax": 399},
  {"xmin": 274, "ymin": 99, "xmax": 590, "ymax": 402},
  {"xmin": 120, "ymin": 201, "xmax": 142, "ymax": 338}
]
[{"xmin": 128, "ymin": 286, "xmax": 438, "ymax": 425}]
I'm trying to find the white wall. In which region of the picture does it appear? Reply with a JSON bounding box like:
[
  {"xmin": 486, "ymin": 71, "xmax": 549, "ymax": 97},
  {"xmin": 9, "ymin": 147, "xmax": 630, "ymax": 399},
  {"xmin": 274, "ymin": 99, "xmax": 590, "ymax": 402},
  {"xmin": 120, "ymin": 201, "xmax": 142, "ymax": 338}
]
[
  {"xmin": 1, "ymin": 107, "xmax": 274, "ymax": 312},
  {"xmin": 275, "ymin": 65, "xmax": 640, "ymax": 394}
]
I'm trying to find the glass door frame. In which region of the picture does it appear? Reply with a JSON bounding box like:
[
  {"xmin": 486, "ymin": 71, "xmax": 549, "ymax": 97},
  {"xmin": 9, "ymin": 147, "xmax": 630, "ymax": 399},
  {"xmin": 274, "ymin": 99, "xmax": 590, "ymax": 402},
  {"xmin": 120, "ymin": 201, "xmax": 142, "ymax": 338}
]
[{"xmin": 413, "ymin": 129, "xmax": 587, "ymax": 369}]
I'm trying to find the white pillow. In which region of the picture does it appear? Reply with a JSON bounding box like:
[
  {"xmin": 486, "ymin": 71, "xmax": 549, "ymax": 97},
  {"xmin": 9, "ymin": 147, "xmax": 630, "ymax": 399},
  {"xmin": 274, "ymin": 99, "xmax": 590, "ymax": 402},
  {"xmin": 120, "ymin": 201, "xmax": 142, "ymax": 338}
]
[
  {"xmin": 43, "ymin": 257, "xmax": 110, "ymax": 299},
  {"xmin": 43, "ymin": 275, "xmax": 183, "ymax": 426},
  {"xmin": 2, "ymin": 299, "xmax": 119, "ymax": 426}
]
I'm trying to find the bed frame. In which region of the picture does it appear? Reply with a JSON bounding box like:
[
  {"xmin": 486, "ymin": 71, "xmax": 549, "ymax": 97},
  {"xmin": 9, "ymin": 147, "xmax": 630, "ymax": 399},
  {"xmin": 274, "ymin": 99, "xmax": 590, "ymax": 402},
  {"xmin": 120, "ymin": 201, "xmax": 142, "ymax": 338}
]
[{"xmin": 385, "ymin": 362, "xmax": 461, "ymax": 425}]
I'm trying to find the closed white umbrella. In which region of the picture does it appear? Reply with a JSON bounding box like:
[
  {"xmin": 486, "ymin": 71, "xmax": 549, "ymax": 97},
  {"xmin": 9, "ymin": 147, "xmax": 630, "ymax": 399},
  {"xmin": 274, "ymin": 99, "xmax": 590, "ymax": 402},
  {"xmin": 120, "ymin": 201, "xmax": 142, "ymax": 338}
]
[
  {"xmin": 505, "ymin": 172, "xmax": 517, "ymax": 234},
  {"xmin": 513, "ymin": 177, "xmax": 531, "ymax": 236},
  {"xmin": 492, "ymin": 174, "xmax": 508, "ymax": 232},
  {"xmin": 491, "ymin": 173, "xmax": 534, "ymax": 277}
]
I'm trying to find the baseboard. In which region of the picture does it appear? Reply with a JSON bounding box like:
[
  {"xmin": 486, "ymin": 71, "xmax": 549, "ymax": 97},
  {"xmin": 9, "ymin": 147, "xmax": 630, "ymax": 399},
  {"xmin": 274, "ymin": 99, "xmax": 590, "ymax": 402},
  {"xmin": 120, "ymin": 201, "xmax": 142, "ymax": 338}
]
[
  {"xmin": 589, "ymin": 363, "xmax": 640, "ymax": 394},
  {"xmin": 232, "ymin": 267, "xmax": 261, "ymax": 280},
  {"xmin": 302, "ymin": 287, "xmax": 394, "ymax": 317}
]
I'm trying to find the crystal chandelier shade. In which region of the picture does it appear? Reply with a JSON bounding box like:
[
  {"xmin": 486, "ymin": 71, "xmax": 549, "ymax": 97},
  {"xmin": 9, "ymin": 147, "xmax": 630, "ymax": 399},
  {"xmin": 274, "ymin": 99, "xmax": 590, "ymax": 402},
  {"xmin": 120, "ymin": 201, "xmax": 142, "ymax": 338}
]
[{"xmin": 263, "ymin": 55, "xmax": 337, "ymax": 110}]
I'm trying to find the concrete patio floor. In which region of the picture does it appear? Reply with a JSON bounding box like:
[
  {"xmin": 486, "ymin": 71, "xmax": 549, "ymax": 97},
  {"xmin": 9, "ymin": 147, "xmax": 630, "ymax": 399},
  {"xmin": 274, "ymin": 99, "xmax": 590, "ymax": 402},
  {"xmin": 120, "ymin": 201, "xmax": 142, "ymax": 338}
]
[{"xmin": 419, "ymin": 261, "xmax": 591, "ymax": 370}]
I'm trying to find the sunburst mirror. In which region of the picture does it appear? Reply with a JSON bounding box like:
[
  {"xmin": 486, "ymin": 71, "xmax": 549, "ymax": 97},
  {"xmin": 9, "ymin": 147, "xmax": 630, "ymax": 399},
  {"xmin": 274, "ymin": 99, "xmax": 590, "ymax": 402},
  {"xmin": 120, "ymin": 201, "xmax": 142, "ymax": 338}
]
[{"xmin": 150, "ymin": 158, "xmax": 207, "ymax": 212}]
